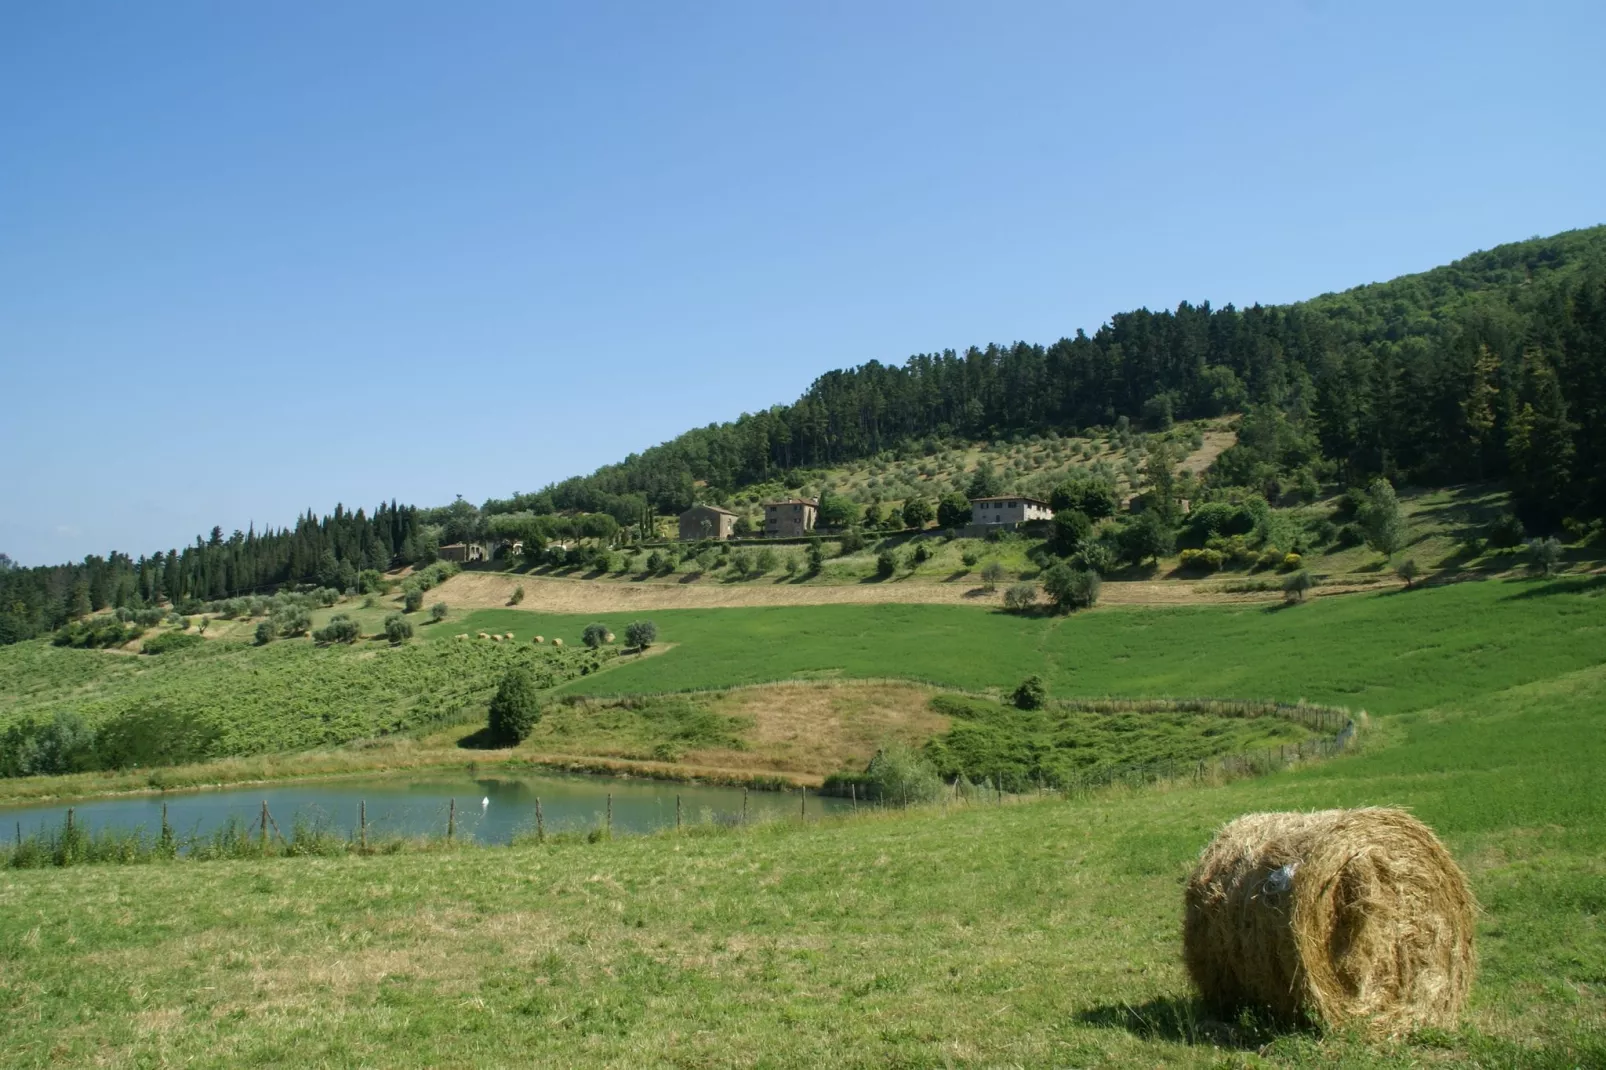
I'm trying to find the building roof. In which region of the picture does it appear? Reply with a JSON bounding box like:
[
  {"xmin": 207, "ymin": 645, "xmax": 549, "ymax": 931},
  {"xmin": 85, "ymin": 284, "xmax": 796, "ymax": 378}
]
[
  {"xmin": 764, "ymin": 498, "xmax": 818, "ymax": 507},
  {"xmin": 969, "ymin": 496, "xmax": 1052, "ymax": 506},
  {"xmin": 682, "ymin": 504, "xmax": 739, "ymax": 517}
]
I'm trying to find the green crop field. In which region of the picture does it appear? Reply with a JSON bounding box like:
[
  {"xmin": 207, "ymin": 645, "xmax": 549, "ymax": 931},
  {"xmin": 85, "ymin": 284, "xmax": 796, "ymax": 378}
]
[
  {"xmin": 1, "ymin": 588, "xmax": 1602, "ymax": 1066},
  {"xmin": 457, "ymin": 574, "xmax": 1606, "ymax": 716}
]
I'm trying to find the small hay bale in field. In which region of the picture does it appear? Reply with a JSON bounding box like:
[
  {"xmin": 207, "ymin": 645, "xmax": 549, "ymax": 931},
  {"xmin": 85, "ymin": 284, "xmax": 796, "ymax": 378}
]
[
  {"xmin": 604, "ymin": 631, "xmax": 615, "ymax": 644},
  {"xmin": 477, "ymin": 632, "xmax": 489, "ymax": 640},
  {"xmin": 532, "ymin": 635, "xmax": 544, "ymax": 644},
  {"xmin": 1183, "ymin": 807, "xmax": 1474, "ymax": 1034},
  {"xmin": 491, "ymin": 634, "xmax": 503, "ymax": 642},
  {"xmin": 454, "ymin": 633, "xmax": 468, "ymax": 640},
  {"xmin": 552, "ymin": 637, "xmax": 563, "ymax": 647}
]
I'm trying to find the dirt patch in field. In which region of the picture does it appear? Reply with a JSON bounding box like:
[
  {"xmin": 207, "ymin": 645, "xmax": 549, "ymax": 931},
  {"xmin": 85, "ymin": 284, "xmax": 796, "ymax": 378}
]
[
  {"xmin": 1176, "ymin": 427, "xmax": 1237, "ymax": 479},
  {"xmin": 691, "ymin": 681, "xmax": 950, "ymax": 777}
]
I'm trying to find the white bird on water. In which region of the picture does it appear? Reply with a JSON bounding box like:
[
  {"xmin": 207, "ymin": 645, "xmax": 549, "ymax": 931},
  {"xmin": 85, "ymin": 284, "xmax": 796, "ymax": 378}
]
[{"xmin": 482, "ymin": 796, "xmax": 490, "ymax": 812}]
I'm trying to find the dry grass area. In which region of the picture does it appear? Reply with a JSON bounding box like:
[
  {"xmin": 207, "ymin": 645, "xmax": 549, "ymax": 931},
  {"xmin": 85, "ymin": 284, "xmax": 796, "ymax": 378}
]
[
  {"xmin": 423, "ymin": 568, "xmax": 1324, "ymax": 615},
  {"xmin": 1176, "ymin": 427, "xmax": 1236, "ymax": 478},
  {"xmin": 693, "ymin": 681, "xmax": 949, "ymax": 777}
]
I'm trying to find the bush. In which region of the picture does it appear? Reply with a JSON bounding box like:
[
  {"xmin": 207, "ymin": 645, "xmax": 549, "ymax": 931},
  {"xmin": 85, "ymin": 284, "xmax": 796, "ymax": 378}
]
[
  {"xmin": 487, "ymin": 668, "xmax": 541, "ymax": 745},
  {"xmin": 912, "ymin": 542, "xmax": 931, "ymax": 564},
  {"xmin": 313, "ymin": 614, "xmax": 361, "ymax": 644},
  {"xmin": 755, "ymin": 547, "xmax": 778, "ymax": 575},
  {"xmin": 1527, "ymin": 537, "xmax": 1563, "ymax": 577},
  {"xmin": 625, "ymin": 620, "xmax": 658, "ymax": 649},
  {"xmin": 254, "ymin": 619, "xmax": 276, "ymax": 646},
  {"xmin": 273, "ymin": 606, "xmax": 311, "ymax": 638},
  {"xmin": 1283, "ymin": 569, "xmax": 1314, "ymax": 603},
  {"xmin": 960, "ymin": 549, "xmax": 980, "ymax": 568},
  {"xmin": 1049, "ymin": 477, "xmax": 1118, "ymax": 520},
  {"xmin": 1396, "ymin": 559, "xmax": 1421, "ymax": 589},
  {"xmin": 827, "ymin": 741, "xmax": 943, "ymax": 804},
  {"xmin": 1488, "ymin": 513, "xmax": 1526, "ymax": 549},
  {"xmin": 838, "ymin": 528, "xmax": 866, "ymax": 554},
  {"xmin": 582, "ymin": 623, "xmax": 610, "ymax": 649},
  {"xmin": 1042, "ymin": 563, "xmax": 1100, "ymax": 611},
  {"xmin": 902, "ymin": 497, "xmax": 934, "ymax": 529},
  {"xmin": 1012, "ymin": 674, "xmax": 1047, "ymax": 710},
  {"xmin": 510, "ymin": 585, "xmax": 525, "ymax": 605},
  {"xmin": 1179, "ymin": 548, "xmax": 1224, "ymax": 573},
  {"xmin": 1280, "ymin": 552, "xmax": 1303, "ymax": 572},
  {"xmin": 979, "ymin": 561, "xmax": 1006, "ymax": 591},
  {"xmin": 646, "ymin": 550, "xmax": 665, "ymax": 573},
  {"xmin": 1116, "ymin": 512, "xmax": 1175, "ymax": 565},
  {"xmin": 876, "ymin": 549, "xmax": 899, "ymax": 578},
  {"xmin": 140, "ymin": 631, "xmax": 203, "ymax": 655},
  {"xmin": 1075, "ymin": 540, "xmax": 1118, "ymax": 576},
  {"xmin": 1002, "ymin": 582, "xmax": 1038, "ymax": 612},
  {"xmin": 1052, "ymin": 509, "xmax": 1093, "ymax": 555},
  {"xmin": 402, "ymin": 586, "xmax": 423, "ymax": 613},
  {"xmin": 383, "ymin": 613, "xmax": 413, "ymax": 644},
  {"xmin": 429, "ymin": 602, "xmax": 449, "ymax": 622},
  {"xmin": 806, "ymin": 539, "xmax": 825, "ymax": 572}
]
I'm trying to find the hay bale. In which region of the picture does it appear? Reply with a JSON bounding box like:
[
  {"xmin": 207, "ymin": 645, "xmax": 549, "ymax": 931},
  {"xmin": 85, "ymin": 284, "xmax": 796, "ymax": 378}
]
[
  {"xmin": 551, "ymin": 637, "xmax": 563, "ymax": 647},
  {"xmin": 1183, "ymin": 807, "xmax": 1475, "ymax": 1033},
  {"xmin": 533, "ymin": 635, "xmax": 544, "ymax": 644}
]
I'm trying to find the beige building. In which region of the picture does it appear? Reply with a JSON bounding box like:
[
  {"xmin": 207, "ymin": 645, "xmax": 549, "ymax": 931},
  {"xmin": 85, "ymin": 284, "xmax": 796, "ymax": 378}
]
[
  {"xmin": 763, "ymin": 498, "xmax": 818, "ymax": 537},
  {"xmin": 438, "ymin": 542, "xmax": 487, "ymax": 563},
  {"xmin": 678, "ymin": 504, "xmax": 739, "ymax": 541},
  {"xmin": 969, "ymin": 496, "xmax": 1054, "ymax": 527}
]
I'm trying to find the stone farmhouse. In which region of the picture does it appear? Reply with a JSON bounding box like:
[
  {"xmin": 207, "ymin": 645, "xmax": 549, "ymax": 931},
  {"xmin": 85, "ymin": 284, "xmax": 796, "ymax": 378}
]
[
  {"xmin": 678, "ymin": 504, "xmax": 739, "ymax": 541},
  {"xmin": 969, "ymin": 496, "xmax": 1054, "ymax": 528},
  {"xmin": 763, "ymin": 498, "xmax": 818, "ymax": 537},
  {"xmin": 437, "ymin": 542, "xmax": 487, "ymax": 564}
]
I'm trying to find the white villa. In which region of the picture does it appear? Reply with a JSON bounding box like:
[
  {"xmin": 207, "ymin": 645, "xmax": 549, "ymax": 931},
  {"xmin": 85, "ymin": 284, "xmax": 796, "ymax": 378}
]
[{"xmin": 969, "ymin": 496, "xmax": 1054, "ymax": 526}]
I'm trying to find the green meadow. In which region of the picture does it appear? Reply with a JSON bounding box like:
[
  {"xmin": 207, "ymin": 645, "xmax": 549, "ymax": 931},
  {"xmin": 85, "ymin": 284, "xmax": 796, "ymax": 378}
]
[
  {"xmin": 457, "ymin": 574, "xmax": 1606, "ymax": 716},
  {"xmin": 1, "ymin": 611, "xmax": 1602, "ymax": 1066}
]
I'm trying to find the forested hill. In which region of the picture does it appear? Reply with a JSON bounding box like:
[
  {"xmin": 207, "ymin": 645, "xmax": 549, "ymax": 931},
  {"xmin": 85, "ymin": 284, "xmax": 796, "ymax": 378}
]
[
  {"xmin": 3, "ymin": 225, "xmax": 1604, "ymax": 643},
  {"xmin": 514, "ymin": 226, "xmax": 1606, "ymax": 525}
]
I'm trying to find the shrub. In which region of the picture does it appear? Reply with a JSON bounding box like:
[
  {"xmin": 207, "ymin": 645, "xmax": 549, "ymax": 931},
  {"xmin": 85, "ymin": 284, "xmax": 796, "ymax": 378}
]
[
  {"xmin": 1117, "ymin": 512, "xmax": 1175, "ymax": 565},
  {"xmin": 913, "ymin": 542, "xmax": 931, "ymax": 564},
  {"xmin": 1042, "ymin": 563, "xmax": 1100, "ymax": 611},
  {"xmin": 876, "ymin": 549, "xmax": 899, "ymax": 578},
  {"xmin": 1052, "ymin": 509, "xmax": 1093, "ymax": 555},
  {"xmin": 625, "ymin": 620, "xmax": 658, "ymax": 650},
  {"xmin": 646, "ymin": 550, "xmax": 665, "ymax": 573},
  {"xmin": 838, "ymin": 528, "xmax": 866, "ymax": 554},
  {"xmin": 402, "ymin": 586, "xmax": 424, "ymax": 613},
  {"xmin": 835, "ymin": 741, "xmax": 943, "ymax": 804},
  {"xmin": 755, "ymin": 547, "xmax": 778, "ymax": 574},
  {"xmin": 1049, "ymin": 477, "xmax": 1118, "ymax": 520},
  {"xmin": 806, "ymin": 539, "xmax": 825, "ymax": 572},
  {"xmin": 902, "ymin": 497, "xmax": 934, "ymax": 529},
  {"xmin": 1003, "ymin": 582, "xmax": 1038, "ymax": 612},
  {"xmin": 1396, "ymin": 558, "xmax": 1421, "ymax": 589},
  {"xmin": 140, "ymin": 631, "xmax": 203, "ymax": 655},
  {"xmin": 313, "ymin": 614, "xmax": 361, "ymax": 644},
  {"xmin": 383, "ymin": 613, "xmax": 413, "ymax": 644},
  {"xmin": 1075, "ymin": 540, "xmax": 1118, "ymax": 576},
  {"xmin": 429, "ymin": 602, "xmax": 449, "ymax": 622},
  {"xmin": 1012, "ymin": 674, "xmax": 1047, "ymax": 710},
  {"xmin": 274, "ymin": 606, "xmax": 311, "ymax": 638},
  {"xmin": 582, "ymin": 623, "xmax": 610, "ymax": 649},
  {"xmin": 1283, "ymin": 569, "xmax": 1314, "ymax": 603},
  {"xmin": 254, "ymin": 619, "xmax": 276, "ymax": 646},
  {"xmin": 1527, "ymin": 536, "xmax": 1563, "ymax": 577},
  {"xmin": 979, "ymin": 561, "xmax": 1006, "ymax": 591},
  {"xmin": 961, "ymin": 549, "xmax": 980, "ymax": 568},
  {"xmin": 487, "ymin": 668, "xmax": 541, "ymax": 745},
  {"xmin": 785, "ymin": 554, "xmax": 800, "ymax": 576},
  {"xmin": 1280, "ymin": 552, "xmax": 1303, "ymax": 572},
  {"xmin": 1179, "ymin": 548, "xmax": 1224, "ymax": 573},
  {"xmin": 510, "ymin": 585, "xmax": 525, "ymax": 605}
]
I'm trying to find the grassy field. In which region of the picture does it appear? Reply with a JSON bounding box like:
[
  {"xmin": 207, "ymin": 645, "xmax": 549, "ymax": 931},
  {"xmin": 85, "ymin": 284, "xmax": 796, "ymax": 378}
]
[
  {"xmin": 0, "ymin": 626, "xmax": 1601, "ymax": 1066},
  {"xmin": 458, "ymin": 573, "xmax": 1606, "ymax": 716}
]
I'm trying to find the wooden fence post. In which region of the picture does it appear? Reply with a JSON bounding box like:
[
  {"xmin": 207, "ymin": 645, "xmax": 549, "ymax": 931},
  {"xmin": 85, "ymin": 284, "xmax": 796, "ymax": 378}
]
[
  {"xmin": 742, "ymin": 788, "xmax": 748, "ymax": 826},
  {"xmin": 360, "ymin": 800, "xmax": 367, "ymax": 852},
  {"xmin": 260, "ymin": 801, "xmax": 268, "ymax": 855},
  {"xmin": 536, "ymin": 798, "xmax": 544, "ymax": 843},
  {"xmin": 606, "ymin": 793, "xmax": 612, "ymax": 837},
  {"xmin": 799, "ymin": 789, "xmax": 806, "ymax": 822},
  {"xmin": 676, "ymin": 794, "xmax": 682, "ymax": 833},
  {"xmin": 850, "ymin": 784, "xmax": 857, "ymax": 813},
  {"xmin": 448, "ymin": 798, "xmax": 456, "ymax": 843}
]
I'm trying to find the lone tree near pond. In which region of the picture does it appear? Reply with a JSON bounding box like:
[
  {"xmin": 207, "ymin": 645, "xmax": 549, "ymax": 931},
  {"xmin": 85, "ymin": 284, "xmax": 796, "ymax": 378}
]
[
  {"xmin": 625, "ymin": 620, "xmax": 657, "ymax": 650},
  {"xmin": 487, "ymin": 667, "xmax": 541, "ymax": 745}
]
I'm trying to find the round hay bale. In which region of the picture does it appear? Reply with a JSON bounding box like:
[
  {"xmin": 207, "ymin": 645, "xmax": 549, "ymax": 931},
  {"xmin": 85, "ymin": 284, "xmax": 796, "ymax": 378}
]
[
  {"xmin": 533, "ymin": 635, "xmax": 544, "ymax": 644},
  {"xmin": 1182, "ymin": 807, "xmax": 1475, "ymax": 1033},
  {"xmin": 552, "ymin": 637, "xmax": 563, "ymax": 647}
]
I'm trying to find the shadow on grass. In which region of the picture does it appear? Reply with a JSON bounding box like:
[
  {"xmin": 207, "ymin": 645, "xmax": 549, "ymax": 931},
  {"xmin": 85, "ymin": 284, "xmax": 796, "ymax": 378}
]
[
  {"xmin": 1499, "ymin": 573, "xmax": 1606, "ymax": 601},
  {"xmin": 456, "ymin": 726, "xmax": 503, "ymax": 751},
  {"xmin": 943, "ymin": 569, "xmax": 971, "ymax": 582},
  {"xmin": 1076, "ymin": 997, "xmax": 1305, "ymax": 1051}
]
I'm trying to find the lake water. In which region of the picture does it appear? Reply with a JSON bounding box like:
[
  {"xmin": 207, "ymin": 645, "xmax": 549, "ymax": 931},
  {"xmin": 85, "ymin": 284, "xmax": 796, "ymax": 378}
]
[{"xmin": 0, "ymin": 771, "xmax": 851, "ymax": 846}]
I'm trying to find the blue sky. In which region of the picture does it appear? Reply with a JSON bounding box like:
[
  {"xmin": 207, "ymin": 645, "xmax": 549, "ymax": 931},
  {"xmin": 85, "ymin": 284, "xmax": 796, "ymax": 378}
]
[{"xmin": 2, "ymin": 2, "xmax": 1602, "ymax": 566}]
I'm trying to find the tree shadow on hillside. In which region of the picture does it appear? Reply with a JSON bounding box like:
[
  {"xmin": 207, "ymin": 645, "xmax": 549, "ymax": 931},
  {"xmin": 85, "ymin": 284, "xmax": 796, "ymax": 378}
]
[
  {"xmin": 456, "ymin": 726, "xmax": 503, "ymax": 750},
  {"xmin": 1076, "ymin": 997, "xmax": 1305, "ymax": 1051},
  {"xmin": 1499, "ymin": 573, "xmax": 1606, "ymax": 601}
]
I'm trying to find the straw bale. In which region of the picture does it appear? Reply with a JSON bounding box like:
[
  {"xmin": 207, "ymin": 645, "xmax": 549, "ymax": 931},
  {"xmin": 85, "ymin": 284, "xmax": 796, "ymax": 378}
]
[{"xmin": 1182, "ymin": 807, "xmax": 1474, "ymax": 1033}]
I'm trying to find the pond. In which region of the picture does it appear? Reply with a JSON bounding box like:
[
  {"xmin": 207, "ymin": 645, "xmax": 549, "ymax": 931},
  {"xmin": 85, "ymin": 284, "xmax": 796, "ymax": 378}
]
[{"xmin": 0, "ymin": 770, "xmax": 852, "ymax": 847}]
